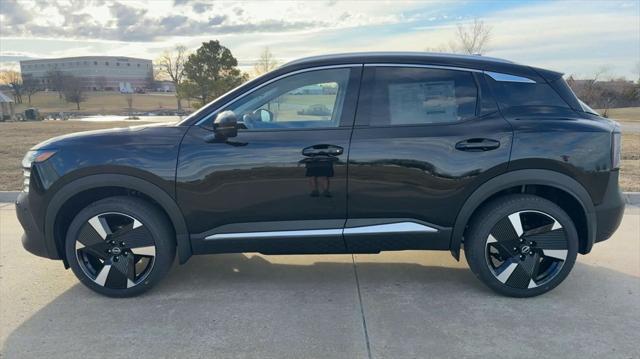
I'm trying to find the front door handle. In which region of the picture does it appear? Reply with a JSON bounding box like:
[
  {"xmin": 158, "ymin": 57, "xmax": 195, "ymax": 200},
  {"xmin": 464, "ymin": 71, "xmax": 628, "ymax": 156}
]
[
  {"xmin": 302, "ymin": 144, "xmax": 344, "ymax": 157},
  {"xmin": 455, "ymin": 138, "xmax": 500, "ymax": 152}
]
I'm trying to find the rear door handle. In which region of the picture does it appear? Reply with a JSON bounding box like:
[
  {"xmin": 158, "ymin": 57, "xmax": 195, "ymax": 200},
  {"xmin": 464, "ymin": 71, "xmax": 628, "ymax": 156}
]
[
  {"xmin": 302, "ymin": 144, "xmax": 344, "ymax": 157},
  {"xmin": 455, "ymin": 138, "xmax": 500, "ymax": 152}
]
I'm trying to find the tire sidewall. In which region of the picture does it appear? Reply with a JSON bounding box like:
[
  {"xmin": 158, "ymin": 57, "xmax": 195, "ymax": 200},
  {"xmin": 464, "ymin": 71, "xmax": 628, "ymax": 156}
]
[
  {"xmin": 464, "ymin": 195, "xmax": 579, "ymax": 297},
  {"xmin": 65, "ymin": 197, "xmax": 175, "ymax": 298}
]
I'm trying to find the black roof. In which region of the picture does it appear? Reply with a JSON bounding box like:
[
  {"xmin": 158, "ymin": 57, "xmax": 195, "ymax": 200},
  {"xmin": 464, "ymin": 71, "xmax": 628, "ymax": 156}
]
[{"xmin": 281, "ymin": 51, "xmax": 562, "ymax": 82}]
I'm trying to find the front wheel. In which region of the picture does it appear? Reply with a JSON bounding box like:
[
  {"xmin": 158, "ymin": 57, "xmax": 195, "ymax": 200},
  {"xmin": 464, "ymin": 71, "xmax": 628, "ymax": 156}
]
[
  {"xmin": 464, "ymin": 194, "xmax": 579, "ymax": 297},
  {"xmin": 65, "ymin": 197, "xmax": 175, "ymax": 297}
]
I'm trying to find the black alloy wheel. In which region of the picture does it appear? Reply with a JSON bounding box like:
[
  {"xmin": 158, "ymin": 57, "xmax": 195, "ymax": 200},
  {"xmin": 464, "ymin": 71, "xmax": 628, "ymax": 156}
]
[
  {"xmin": 464, "ymin": 194, "xmax": 578, "ymax": 297},
  {"xmin": 485, "ymin": 210, "xmax": 568, "ymax": 289},
  {"xmin": 66, "ymin": 197, "xmax": 175, "ymax": 297},
  {"xmin": 75, "ymin": 212, "xmax": 156, "ymax": 289}
]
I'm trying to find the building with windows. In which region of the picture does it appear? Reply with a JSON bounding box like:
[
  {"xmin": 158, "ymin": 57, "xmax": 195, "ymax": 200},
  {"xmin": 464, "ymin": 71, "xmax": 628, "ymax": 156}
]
[{"xmin": 20, "ymin": 56, "xmax": 153, "ymax": 91}]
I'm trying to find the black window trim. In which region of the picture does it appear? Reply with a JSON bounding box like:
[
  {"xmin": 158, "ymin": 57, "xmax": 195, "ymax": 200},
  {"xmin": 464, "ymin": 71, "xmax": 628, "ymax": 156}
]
[{"xmin": 195, "ymin": 64, "xmax": 363, "ymax": 131}]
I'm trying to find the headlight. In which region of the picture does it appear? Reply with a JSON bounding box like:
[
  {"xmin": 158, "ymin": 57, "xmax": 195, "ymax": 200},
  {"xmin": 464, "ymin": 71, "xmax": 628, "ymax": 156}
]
[
  {"xmin": 21, "ymin": 150, "xmax": 57, "ymax": 168},
  {"xmin": 21, "ymin": 150, "xmax": 57, "ymax": 193}
]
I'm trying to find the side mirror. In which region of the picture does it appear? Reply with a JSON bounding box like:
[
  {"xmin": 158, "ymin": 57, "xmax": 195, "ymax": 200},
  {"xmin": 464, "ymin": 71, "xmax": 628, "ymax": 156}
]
[
  {"xmin": 255, "ymin": 108, "xmax": 274, "ymax": 123},
  {"xmin": 213, "ymin": 111, "xmax": 238, "ymax": 139}
]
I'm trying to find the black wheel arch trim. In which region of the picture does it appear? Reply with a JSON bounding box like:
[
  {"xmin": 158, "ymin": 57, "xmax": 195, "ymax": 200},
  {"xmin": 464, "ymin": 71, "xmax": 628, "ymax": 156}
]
[
  {"xmin": 44, "ymin": 174, "xmax": 192, "ymax": 265},
  {"xmin": 450, "ymin": 169, "xmax": 595, "ymax": 260}
]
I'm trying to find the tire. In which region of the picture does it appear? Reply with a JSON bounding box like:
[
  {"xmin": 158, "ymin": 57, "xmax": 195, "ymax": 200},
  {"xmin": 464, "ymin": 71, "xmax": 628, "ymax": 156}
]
[
  {"xmin": 464, "ymin": 194, "xmax": 579, "ymax": 297},
  {"xmin": 65, "ymin": 196, "xmax": 176, "ymax": 297}
]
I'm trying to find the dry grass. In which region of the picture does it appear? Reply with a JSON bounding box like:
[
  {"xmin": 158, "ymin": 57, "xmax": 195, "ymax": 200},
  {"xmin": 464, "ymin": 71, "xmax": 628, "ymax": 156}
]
[
  {"xmin": 0, "ymin": 120, "xmax": 638, "ymax": 192},
  {"xmin": 14, "ymin": 91, "xmax": 194, "ymax": 114},
  {"xmin": 620, "ymin": 132, "xmax": 640, "ymax": 192},
  {"xmin": 597, "ymin": 107, "xmax": 640, "ymax": 122}
]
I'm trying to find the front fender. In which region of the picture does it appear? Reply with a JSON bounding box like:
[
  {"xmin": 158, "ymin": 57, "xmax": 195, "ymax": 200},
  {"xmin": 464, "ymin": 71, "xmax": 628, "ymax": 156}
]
[{"xmin": 44, "ymin": 174, "xmax": 192, "ymax": 264}]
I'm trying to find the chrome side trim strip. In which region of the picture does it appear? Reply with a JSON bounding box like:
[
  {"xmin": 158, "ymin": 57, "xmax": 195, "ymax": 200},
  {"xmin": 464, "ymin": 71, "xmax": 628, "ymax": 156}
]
[
  {"xmin": 484, "ymin": 71, "xmax": 536, "ymax": 83},
  {"xmin": 343, "ymin": 222, "xmax": 437, "ymax": 234},
  {"xmin": 364, "ymin": 64, "xmax": 536, "ymax": 83},
  {"xmin": 195, "ymin": 64, "xmax": 362, "ymax": 126},
  {"xmin": 204, "ymin": 221, "xmax": 438, "ymax": 240},
  {"xmin": 205, "ymin": 228, "xmax": 343, "ymax": 240},
  {"xmin": 364, "ymin": 63, "xmax": 482, "ymax": 73}
]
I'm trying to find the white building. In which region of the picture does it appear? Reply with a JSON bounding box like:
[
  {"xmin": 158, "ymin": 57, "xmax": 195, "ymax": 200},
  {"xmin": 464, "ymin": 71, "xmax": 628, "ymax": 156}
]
[{"xmin": 20, "ymin": 56, "xmax": 153, "ymax": 91}]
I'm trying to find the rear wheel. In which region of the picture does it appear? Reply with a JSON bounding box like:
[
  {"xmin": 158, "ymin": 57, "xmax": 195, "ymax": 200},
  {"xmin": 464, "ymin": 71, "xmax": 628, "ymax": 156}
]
[
  {"xmin": 464, "ymin": 194, "xmax": 578, "ymax": 297},
  {"xmin": 65, "ymin": 197, "xmax": 175, "ymax": 297}
]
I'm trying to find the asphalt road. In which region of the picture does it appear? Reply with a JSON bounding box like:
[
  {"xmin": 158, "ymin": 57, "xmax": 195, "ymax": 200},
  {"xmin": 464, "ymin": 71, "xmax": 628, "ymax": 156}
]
[{"xmin": 1, "ymin": 202, "xmax": 638, "ymax": 359}]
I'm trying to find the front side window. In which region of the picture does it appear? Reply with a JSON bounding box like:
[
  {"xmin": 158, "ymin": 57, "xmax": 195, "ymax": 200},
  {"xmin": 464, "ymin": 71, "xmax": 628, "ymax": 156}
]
[
  {"xmin": 359, "ymin": 67, "xmax": 478, "ymax": 126},
  {"xmin": 223, "ymin": 68, "xmax": 351, "ymax": 130}
]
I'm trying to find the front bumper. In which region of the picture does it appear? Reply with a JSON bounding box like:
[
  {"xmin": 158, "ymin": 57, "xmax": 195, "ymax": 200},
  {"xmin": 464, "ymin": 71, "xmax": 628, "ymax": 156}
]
[
  {"xmin": 593, "ymin": 171, "xmax": 625, "ymax": 244},
  {"xmin": 15, "ymin": 191, "xmax": 54, "ymax": 259}
]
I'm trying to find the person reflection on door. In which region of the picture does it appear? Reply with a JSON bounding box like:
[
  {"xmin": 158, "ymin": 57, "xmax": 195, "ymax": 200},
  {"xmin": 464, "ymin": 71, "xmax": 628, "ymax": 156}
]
[{"xmin": 300, "ymin": 155, "xmax": 337, "ymax": 197}]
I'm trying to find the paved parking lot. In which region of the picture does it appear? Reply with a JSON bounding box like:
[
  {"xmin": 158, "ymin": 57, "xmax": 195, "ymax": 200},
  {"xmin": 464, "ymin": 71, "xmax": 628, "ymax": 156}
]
[{"xmin": 1, "ymin": 202, "xmax": 638, "ymax": 358}]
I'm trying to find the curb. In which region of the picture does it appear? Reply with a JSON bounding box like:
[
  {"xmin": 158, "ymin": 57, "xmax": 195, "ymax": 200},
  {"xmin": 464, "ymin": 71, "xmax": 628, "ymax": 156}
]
[
  {"xmin": 0, "ymin": 191, "xmax": 19, "ymax": 203},
  {"xmin": 1, "ymin": 191, "xmax": 640, "ymax": 205},
  {"xmin": 623, "ymin": 192, "xmax": 640, "ymax": 206}
]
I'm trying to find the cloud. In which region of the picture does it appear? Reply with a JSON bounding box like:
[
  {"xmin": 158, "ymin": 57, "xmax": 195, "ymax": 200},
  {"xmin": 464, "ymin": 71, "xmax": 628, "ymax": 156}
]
[
  {"xmin": 0, "ymin": 0, "xmax": 416, "ymax": 42},
  {"xmin": 192, "ymin": 2, "xmax": 212, "ymax": 14},
  {"xmin": 0, "ymin": 0, "xmax": 32, "ymax": 26},
  {"xmin": 110, "ymin": 2, "xmax": 148, "ymax": 28},
  {"xmin": 1, "ymin": 0, "xmax": 637, "ymax": 78}
]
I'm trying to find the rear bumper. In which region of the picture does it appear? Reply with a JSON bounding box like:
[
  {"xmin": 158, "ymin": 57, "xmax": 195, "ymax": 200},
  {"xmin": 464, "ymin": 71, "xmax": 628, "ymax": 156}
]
[
  {"xmin": 593, "ymin": 171, "xmax": 625, "ymax": 244},
  {"xmin": 15, "ymin": 191, "xmax": 57, "ymax": 259}
]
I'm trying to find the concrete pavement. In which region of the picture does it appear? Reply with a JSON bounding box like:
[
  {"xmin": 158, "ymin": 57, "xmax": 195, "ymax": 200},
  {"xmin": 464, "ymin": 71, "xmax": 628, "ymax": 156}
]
[{"xmin": 1, "ymin": 203, "xmax": 638, "ymax": 358}]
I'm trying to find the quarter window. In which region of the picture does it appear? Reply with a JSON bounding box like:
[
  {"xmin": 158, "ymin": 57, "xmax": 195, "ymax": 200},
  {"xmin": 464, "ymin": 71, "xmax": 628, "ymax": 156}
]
[
  {"xmin": 487, "ymin": 77, "xmax": 569, "ymax": 109},
  {"xmin": 223, "ymin": 68, "xmax": 351, "ymax": 130},
  {"xmin": 360, "ymin": 67, "xmax": 478, "ymax": 126}
]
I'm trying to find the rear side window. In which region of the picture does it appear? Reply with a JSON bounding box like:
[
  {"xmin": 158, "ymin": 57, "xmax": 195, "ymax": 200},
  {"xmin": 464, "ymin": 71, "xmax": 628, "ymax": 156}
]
[
  {"xmin": 359, "ymin": 67, "xmax": 478, "ymax": 126},
  {"xmin": 487, "ymin": 76, "xmax": 569, "ymax": 109}
]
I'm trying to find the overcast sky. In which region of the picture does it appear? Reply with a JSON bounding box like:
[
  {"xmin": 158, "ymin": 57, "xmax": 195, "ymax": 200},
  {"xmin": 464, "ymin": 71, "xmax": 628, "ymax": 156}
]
[{"xmin": 0, "ymin": 0, "xmax": 638, "ymax": 78}]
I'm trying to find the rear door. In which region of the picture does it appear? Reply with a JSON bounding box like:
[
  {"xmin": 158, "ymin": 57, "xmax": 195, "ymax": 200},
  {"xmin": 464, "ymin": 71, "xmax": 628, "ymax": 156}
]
[{"xmin": 345, "ymin": 64, "xmax": 513, "ymax": 252}]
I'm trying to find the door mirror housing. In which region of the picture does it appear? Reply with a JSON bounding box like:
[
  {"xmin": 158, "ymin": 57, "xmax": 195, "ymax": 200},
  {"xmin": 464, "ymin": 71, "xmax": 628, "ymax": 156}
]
[
  {"xmin": 254, "ymin": 108, "xmax": 274, "ymax": 123},
  {"xmin": 213, "ymin": 111, "xmax": 238, "ymax": 139}
]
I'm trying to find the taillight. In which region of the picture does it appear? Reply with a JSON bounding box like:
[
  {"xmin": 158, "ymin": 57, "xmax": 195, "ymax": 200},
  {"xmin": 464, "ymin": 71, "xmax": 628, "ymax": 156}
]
[{"xmin": 612, "ymin": 132, "xmax": 621, "ymax": 169}]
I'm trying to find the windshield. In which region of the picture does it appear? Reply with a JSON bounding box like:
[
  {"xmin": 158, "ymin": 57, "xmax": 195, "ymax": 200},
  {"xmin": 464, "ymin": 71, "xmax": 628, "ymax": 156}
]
[{"xmin": 578, "ymin": 99, "xmax": 600, "ymax": 116}]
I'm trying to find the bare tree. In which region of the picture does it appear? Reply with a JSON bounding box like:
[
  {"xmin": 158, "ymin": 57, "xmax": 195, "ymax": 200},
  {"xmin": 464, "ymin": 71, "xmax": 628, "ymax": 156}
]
[
  {"xmin": 451, "ymin": 18, "xmax": 492, "ymax": 55},
  {"xmin": 22, "ymin": 76, "xmax": 42, "ymax": 105},
  {"xmin": 0, "ymin": 70, "xmax": 24, "ymax": 104},
  {"xmin": 125, "ymin": 92, "xmax": 134, "ymax": 118},
  {"xmin": 156, "ymin": 45, "xmax": 188, "ymax": 110},
  {"xmin": 46, "ymin": 70, "xmax": 67, "ymax": 98},
  {"xmin": 253, "ymin": 47, "xmax": 279, "ymax": 76},
  {"xmin": 63, "ymin": 76, "xmax": 87, "ymax": 110}
]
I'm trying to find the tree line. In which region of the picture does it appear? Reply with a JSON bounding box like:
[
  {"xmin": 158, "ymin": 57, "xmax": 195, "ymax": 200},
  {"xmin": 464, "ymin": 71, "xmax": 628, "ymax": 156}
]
[{"xmin": 0, "ymin": 69, "xmax": 87, "ymax": 110}]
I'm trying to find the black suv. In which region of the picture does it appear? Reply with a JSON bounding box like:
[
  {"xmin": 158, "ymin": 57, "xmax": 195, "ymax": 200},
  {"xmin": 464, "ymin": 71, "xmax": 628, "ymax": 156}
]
[{"xmin": 16, "ymin": 52, "xmax": 625, "ymax": 297}]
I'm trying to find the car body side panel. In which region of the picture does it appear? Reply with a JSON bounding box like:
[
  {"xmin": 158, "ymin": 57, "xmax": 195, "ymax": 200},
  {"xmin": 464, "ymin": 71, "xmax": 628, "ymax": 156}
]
[
  {"xmin": 26, "ymin": 125, "xmax": 187, "ymax": 237},
  {"xmin": 347, "ymin": 113, "xmax": 514, "ymax": 230},
  {"xmin": 503, "ymin": 107, "xmax": 616, "ymax": 205}
]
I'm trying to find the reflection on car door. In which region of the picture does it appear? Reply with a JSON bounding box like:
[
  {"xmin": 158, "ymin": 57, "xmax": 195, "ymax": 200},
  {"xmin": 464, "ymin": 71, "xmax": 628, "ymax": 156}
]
[{"xmin": 177, "ymin": 65, "xmax": 363, "ymax": 255}]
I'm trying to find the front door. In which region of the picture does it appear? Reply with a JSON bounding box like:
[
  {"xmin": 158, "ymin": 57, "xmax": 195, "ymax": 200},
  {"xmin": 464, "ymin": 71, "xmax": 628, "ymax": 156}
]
[
  {"xmin": 177, "ymin": 66, "xmax": 362, "ymax": 254},
  {"xmin": 346, "ymin": 65, "xmax": 513, "ymax": 252}
]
